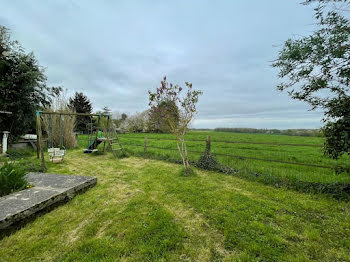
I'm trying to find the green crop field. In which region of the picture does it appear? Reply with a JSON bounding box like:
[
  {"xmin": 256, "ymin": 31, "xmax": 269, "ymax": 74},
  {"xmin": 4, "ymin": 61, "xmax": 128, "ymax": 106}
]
[
  {"xmin": 76, "ymin": 131, "xmax": 350, "ymax": 198},
  {"xmin": 107, "ymin": 132, "xmax": 350, "ymax": 181}
]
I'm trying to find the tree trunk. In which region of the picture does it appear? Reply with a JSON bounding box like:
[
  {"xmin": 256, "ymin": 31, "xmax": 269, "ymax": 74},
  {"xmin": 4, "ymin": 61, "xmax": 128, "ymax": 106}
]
[
  {"xmin": 183, "ymin": 141, "xmax": 190, "ymax": 168},
  {"xmin": 176, "ymin": 140, "xmax": 186, "ymax": 168}
]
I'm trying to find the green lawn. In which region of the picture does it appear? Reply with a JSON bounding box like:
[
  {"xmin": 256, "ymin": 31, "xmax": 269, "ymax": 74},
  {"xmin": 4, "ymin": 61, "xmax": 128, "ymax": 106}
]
[
  {"xmin": 1, "ymin": 150, "xmax": 349, "ymax": 261},
  {"xmin": 105, "ymin": 131, "xmax": 350, "ymax": 184}
]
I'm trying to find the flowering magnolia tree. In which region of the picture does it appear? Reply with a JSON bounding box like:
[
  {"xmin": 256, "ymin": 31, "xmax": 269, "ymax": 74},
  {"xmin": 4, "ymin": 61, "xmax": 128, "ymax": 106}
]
[{"xmin": 148, "ymin": 76, "xmax": 202, "ymax": 169}]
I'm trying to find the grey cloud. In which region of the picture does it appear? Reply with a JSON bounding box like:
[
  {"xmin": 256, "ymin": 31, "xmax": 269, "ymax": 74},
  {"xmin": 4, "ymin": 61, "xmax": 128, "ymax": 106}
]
[{"xmin": 1, "ymin": 0, "xmax": 322, "ymax": 128}]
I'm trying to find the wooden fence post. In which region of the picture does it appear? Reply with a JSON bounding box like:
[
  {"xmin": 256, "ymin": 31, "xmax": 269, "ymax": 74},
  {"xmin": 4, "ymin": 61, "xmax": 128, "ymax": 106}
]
[
  {"xmin": 206, "ymin": 135, "xmax": 211, "ymax": 153},
  {"xmin": 144, "ymin": 136, "xmax": 148, "ymax": 153},
  {"xmin": 36, "ymin": 111, "xmax": 46, "ymax": 172},
  {"xmin": 36, "ymin": 116, "xmax": 40, "ymax": 159}
]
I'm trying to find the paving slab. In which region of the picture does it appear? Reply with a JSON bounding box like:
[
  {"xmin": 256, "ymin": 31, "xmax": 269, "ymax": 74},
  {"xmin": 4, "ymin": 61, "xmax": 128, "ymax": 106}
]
[{"xmin": 0, "ymin": 172, "xmax": 97, "ymax": 231}]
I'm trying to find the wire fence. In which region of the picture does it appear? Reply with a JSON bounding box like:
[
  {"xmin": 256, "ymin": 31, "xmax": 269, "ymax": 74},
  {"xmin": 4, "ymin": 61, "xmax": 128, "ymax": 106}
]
[
  {"xmin": 76, "ymin": 134, "xmax": 344, "ymax": 168},
  {"xmin": 118, "ymin": 135, "xmax": 334, "ymax": 169},
  {"xmin": 75, "ymin": 133, "xmax": 350, "ymax": 198},
  {"xmin": 76, "ymin": 133, "xmax": 350, "ymax": 187},
  {"xmin": 125, "ymin": 135, "xmax": 350, "ymax": 185},
  {"xmin": 122, "ymin": 135, "xmax": 324, "ymax": 147}
]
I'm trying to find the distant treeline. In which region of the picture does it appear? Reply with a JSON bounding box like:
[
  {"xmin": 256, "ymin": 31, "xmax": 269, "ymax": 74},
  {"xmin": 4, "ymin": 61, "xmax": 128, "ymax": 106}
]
[{"xmin": 214, "ymin": 128, "xmax": 323, "ymax": 137}]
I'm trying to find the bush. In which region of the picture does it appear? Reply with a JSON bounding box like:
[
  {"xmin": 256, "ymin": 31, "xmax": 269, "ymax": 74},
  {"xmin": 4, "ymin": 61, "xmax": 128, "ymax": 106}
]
[
  {"xmin": 197, "ymin": 152, "xmax": 220, "ymax": 171},
  {"xmin": 197, "ymin": 138, "xmax": 221, "ymax": 171},
  {"xmin": 0, "ymin": 162, "xmax": 29, "ymax": 197},
  {"xmin": 197, "ymin": 150, "xmax": 238, "ymax": 175}
]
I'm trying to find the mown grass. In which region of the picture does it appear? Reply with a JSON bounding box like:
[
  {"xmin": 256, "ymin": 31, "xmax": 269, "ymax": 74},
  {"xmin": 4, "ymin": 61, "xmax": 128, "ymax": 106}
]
[{"xmin": 0, "ymin": 150, "xmax": 349, "ymax": 261}]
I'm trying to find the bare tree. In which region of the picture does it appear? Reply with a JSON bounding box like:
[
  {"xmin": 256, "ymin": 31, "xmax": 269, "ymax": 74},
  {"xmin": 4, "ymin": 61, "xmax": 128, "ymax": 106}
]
[{"xmin": 148, "ymin": 76, "xmax": 202, "ymax": 169}]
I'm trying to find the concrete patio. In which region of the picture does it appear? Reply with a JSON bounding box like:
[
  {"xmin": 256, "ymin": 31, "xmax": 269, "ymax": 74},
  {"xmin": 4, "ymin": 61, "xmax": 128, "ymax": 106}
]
[{"xmin": 0, "ymin": 172, "xmax": 97, "ymax": 231}]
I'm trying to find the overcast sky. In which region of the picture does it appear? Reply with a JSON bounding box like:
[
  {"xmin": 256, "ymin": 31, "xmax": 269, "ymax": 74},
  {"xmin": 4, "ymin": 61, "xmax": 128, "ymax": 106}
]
[{"xmin": 1, "ymin": 0, "xmax": 323, "ymax": 129}]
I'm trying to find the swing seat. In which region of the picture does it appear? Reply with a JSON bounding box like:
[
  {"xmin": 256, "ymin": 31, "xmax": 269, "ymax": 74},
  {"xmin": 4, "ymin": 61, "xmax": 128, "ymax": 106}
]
[
  {"xmin": 48, "ymin": 148, "xmax": 66, "ymax": 163},
  {"xmin": 83, "ymin": 148, "xmax": 98, "ymax": 153}
]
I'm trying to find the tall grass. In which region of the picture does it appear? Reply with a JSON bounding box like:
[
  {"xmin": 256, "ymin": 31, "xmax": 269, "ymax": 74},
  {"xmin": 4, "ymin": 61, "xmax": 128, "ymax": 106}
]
[{"xmin": 41, "ymin": 92, "xmax": 77, "ymax": 149}]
